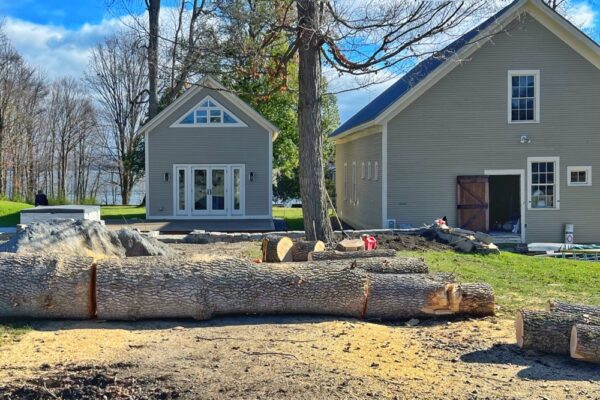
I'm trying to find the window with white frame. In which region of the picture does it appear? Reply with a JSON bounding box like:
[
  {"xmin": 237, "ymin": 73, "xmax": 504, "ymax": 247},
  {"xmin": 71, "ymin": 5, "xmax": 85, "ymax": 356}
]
[
  {"xmin": 367, "ymin": 161, "xmax": 372, "ymax": 180},
  {"xmin": 567, "ymin": 166, "xmax": 592, "ymax": 186},
  {"xmin": 343, "ymin": 162, "xmax": 348, "ymax": 200},
  {"xmin": 374, "ymin": 161, "xmax": 379, "ymax": 181},
  {"xmin": 174, "ymin": 96, "xmax": 246, "ymax": 126},
  {"xmin": 528, "ymin": 157, "xmax": 559, "ymax": 209},
  {"xmin": 361, "ymin": 162, "xmax": 366, "ymax": 179},
  {"xmin": 508, "ymin": 70, "xmax": 539, "ymax": 123}
]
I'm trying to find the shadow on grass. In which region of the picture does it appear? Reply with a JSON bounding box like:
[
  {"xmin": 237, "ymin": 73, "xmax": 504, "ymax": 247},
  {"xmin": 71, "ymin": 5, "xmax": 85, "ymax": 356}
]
[
  {"xmin": 461, "ymin": 343, "xmax": 600, "ymax": 381},
  {"xmin": 0, "ymin": 212, "xmax": 20, "ymax": 227}
]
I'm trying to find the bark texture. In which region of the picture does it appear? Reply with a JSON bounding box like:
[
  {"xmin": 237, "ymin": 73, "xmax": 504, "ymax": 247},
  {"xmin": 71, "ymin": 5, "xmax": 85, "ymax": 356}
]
[
  {"xmin": 571, "ymin": 324, "xmax": 600, "ymax": 363},
  {"xmin": 297, "ymin": 0, "xmax": 334, "ymax": 243},
  {"xmin": 95, "ymin": 256, "xmax": 493, "ymax": 321},
  {"xmin": 291, "ymin": 240, "xmax": 325, "ymax": 261},
  {"xmin": 515, "ymin": 309, "xmax": 600, "ymax": 355},
  {"xmin": 309, "ymin": 249, "xmax": 397, "ymax": 261},
  {"xmin": 262, "ymin": 236, "xmax": 294, "ymax": 262},
  {"xmin": 547, "ymin": 299, "xmax": 600, "ymax": 318},
  {"xmin": 0, "ymin": 253, "xmax": 93, "ymax": 319},
  {"xmin": 292, "ymin": 257, "xmax": 428, "ymax": 274}
]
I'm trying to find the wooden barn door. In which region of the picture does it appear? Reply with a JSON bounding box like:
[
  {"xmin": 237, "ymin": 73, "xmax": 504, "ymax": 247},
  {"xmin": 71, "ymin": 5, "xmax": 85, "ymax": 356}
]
[{"xmin": 457, "ymin": 176, "xmax": 489, "ymax": 232}]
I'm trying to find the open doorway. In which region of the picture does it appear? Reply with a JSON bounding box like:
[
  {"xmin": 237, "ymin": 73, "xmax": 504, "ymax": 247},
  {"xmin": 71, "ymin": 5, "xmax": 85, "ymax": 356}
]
[{"xmin": 488, "ymin": 175, "xmax": 521, "ymax": 237}]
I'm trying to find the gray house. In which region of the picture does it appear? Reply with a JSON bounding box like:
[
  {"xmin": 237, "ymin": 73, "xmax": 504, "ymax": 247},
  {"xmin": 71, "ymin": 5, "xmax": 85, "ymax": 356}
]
[
  {"xmin": 332, "ymin": 0, "xmax": 600, "ymax": 244},
  {"xmin": 140, "ymin": 76, "xmax": 278, "ymax": 225}
]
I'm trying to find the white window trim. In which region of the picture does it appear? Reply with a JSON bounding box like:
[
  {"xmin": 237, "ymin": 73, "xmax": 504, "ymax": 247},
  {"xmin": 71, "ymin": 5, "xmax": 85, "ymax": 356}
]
[
  {"xmin": 527, "ymin": 156, "xmax": 560, "ymax": 210},
  {"xmin": 361, "ymin": 162, "xmax": 365, "ymax": 180},
  {"xmin": 352, "ymin": 161, "xmax": 357, "ymax": 205},
  {"xmin": 567, "ymin": 166, "xmax": 592, "ymax": 186},
  {"xmin": 507, "ymin": 70, "xmax": 540, "ymax": 124},
  {"xmin": 343, "ymin": 162, "xmax": 348, "ymax": 201},
  {"xmin": 171, "ymin": 95, "xmax": 248, "ymax": 128},
  {"xmin": 374, "ymin": 161, "xmax": 379, "ymax": 181},
  {"xmin": 367, "ymin": 161, "xmax": 371, "ymax": 180}
]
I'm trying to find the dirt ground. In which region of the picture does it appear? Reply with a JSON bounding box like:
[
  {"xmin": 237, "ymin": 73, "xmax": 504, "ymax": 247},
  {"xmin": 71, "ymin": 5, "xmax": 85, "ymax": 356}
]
[{"xmin": 0, "ymin": 241, "xmax": 598, "ymax": 399}]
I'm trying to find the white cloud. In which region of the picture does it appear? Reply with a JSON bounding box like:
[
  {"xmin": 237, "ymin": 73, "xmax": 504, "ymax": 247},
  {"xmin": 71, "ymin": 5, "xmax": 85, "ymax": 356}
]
[{"xmin": 567, "ymin": 2, "xmax": 596, "ymax": 30}]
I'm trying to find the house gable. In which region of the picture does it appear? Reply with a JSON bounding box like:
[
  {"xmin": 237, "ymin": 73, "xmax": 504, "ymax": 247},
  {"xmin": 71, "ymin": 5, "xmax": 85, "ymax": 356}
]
[{"xmin": 171, "ymin": 95, "xmax": 247, "ymax": 128}]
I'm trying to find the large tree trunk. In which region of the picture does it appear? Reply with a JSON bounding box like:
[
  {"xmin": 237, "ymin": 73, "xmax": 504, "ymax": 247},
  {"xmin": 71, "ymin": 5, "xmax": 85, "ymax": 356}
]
[
  {"xmin": 95, "ymin": 256, "xmax": 494, "ymax": 321},
  {"xmin": 0, "ymin": 254, "xmax": 93, "ymax": 319},
  {"xmin": 515, "ymin": 309, "xmax": 600, "ymax": 355},
  {"xmin": 291, "ymin": 240, "xmax": 325, "ymax": 261},
  {"xmin": 309, "ymin": 249, "xmax": 397, "ymax": 261},
  {"xmin": 288, "ymin": 257, "xmax": 429, "ymax": 274},
  {"xmin": 547, "ymin": 299, "xmax": 600, "ymax": 317},
  {"xmin": 571, "ymin": 324, "xmax": 600, "ymax": 363},
  {"xmin": 147, "ymin": 0, "xmax": 160, "ymax": 119},
  {"xmin": 297, "ymin": 0, "xmax": 334, "ymax": 243}
]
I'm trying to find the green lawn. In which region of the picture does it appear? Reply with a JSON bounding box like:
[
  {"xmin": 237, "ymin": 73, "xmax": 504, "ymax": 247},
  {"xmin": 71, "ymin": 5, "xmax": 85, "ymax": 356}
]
[
  {"xmin": 402, "ymin": 250, "xmax": 600, "ymax": 317},
  {"xmin": 0, "ymin": 200, "xmax": 32, "ymax": 227},
  {"xmin": 100, "ymin": 205, "xmax": 146, "ymax": 220},
  {"xmin": 273, "ymin": 207, "xmax": 304, "ymax": 230}
]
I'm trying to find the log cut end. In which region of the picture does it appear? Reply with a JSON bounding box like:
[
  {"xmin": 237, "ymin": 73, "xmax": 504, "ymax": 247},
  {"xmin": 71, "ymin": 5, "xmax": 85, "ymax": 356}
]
[
  {"xmin": 262, "ymin": 237, "xmax": 294, "ymax": 262},
  {"xmin": 451, "ymin": 283, "xmax": 495, "ymax": 317},
  {"xmin": 570, "ymin": 325, "xmax": 582, "ymax": 360},
  {"xmin": 515, "ymin": 310, "xmax": 524, "ymax": 348}
]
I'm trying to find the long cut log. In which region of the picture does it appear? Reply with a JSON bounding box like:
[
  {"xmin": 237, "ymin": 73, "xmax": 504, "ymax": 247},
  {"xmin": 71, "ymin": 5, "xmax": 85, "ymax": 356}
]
[
  {"xmin": 262, "ymin": 236, "xmax": 294, "ymax": 262},
  {"xmin": 291, "ymin": 240, "xmax": 325, "ymax": 261},
  {"xmin": 547, "ymin": 299, "xmax": 600, "ymax": 318},
  {"xmin": 0, "ymin": 253, "xmax": 94, "ymax": 319},
  {"xmin": 308, "ymin": 249, "xmax": 396, "ymax": 261},
  {"xmin": 515, "ymin": 309, "xmax": 600, "ymax": 355},
  {"xmin": 570, "ymin": 324, "xmax": 600, "ymax": 363},
  {"xmin": 95, "ymin": 256, "xmax": 494, "ymax": 321},
  {"xmin": 285, "ymin": 257, "xmax": 428, "ymax": 274}
]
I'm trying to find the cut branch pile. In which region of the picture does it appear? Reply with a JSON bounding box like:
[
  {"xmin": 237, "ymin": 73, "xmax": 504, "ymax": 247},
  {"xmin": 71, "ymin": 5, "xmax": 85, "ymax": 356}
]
[
  {"xmin": 516, "ymin": 299, "xmax": 600, "ymax": 363},
  {"xmin": 431, "ymin": 220, "xmax": 500, "ymax": 255},
  {"xmin": 0, "ymin": 252, "xmax": 495, "ymax": 322}
]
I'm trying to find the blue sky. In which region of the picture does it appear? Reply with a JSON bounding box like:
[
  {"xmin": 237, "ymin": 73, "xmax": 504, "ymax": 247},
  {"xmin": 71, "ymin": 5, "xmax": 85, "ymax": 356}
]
[{"xmin": 1, "ymin": 0, "xmax": 599, "ymax": 122}]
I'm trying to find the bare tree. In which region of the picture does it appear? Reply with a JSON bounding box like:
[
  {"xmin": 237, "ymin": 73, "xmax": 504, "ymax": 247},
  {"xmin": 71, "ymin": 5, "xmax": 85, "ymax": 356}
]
[
  {"xmin": 87, "ymin": 32, "xmax": 149, "ymax": 205},
  {"xmin": 147, "ymin": 0, "xmax": 161, "ymax": 118}
]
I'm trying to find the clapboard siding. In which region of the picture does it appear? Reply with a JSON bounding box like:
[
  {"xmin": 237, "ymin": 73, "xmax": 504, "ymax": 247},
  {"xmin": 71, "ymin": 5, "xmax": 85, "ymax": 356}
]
[
  {"xmin": 386, "ymin": 14, "xmax": 600, "ymax": 243},
  {"xmin": 335, "ymin": 133, "xmax": 382, "ymax": 229},
  {"xmin": 147, "ymin": 87, "xmax": 270, "ymax": 217}
]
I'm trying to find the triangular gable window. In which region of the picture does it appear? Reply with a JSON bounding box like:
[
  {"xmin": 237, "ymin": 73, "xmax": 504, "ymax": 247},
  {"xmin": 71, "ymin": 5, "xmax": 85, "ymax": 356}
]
[{"xmin": 174, "ymin": 96, "xmax": 246, "ymax": 127}]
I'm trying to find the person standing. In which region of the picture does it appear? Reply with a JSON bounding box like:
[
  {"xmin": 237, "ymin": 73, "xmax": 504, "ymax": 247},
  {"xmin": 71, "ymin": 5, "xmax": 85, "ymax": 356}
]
[{"xmin": 35, "ymin": 190, "xmax": 49, "ymax": 207}]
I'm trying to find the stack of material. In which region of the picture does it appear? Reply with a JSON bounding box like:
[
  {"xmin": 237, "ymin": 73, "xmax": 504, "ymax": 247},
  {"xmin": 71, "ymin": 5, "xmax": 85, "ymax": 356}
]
[
  {"xmin": 515, "ymin": 299, "xmax": 600, "ymax": 364},
  {"xmin": 0, "ymin": 252, "xmax": 496, "ymax": 321},
  {"xmin": 431, "ymin": 221, "xmax": 500, "ymax": 255}
]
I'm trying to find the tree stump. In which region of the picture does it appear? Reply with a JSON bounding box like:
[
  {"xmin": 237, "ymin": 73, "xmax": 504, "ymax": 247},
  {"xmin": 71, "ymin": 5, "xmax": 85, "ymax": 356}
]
[
  {"xmin": 571, "ymin": 324, "xmax": 600, "ymax": 363},
  {"xmin": 336, "ymin": 239, "xmax": 364, "ymax": 252},
  {"xmin": 308, "ymin": 249, "xmax": 396, "ymax": 261},
  {"xmin": 262, "ymin": 236, "xmax": 294, "ymax": 262},
  {"xmin": 515, "ymin": 309, "xmax": 600, "ymax": 354},
  {"xmin": 0, "ymin": 253, "xmax": 94, "ymax": 319},
  {"xmin": 547, "ymin": 299, "xmax": 600, "ymax": 318},
  {"xmin": 291, "ymin": 240, "xmax": 325, "ymax": 261}
]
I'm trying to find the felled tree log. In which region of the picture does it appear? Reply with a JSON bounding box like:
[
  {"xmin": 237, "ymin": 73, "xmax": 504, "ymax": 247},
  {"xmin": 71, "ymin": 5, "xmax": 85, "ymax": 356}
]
[
  {"xmin": 291, "ymin": 240, "xmax": 325, "ymax": 261},
  {"xmin": 515, "ymin": 309, "xmax": 600, "ymax": 354},
  {"xmin": 262, "ymin": 236, "xmax": 293, "ymax": 262},
  {"xmin": 547, "ymin": 299, "xmax": 600, "ymax": 318},
  {"xmin": 0, "ymin": 253, "xmax": 94, "ymax": 319},
  {"xmin": 95, "ymin": 256, "xmax": 494, "ymax": 321},
  {"xmin": 308, "ymin": 249, "xmax": 396, "ymax": 261},
  {"xmin": 290, "ymin": 257, "xmax": 428, "ymax": 274},
  {"xmin": 336, "ymin": 239, "xmax": 364, "ymax": 252},
  {"xmin": 571, "ymin": 324, "xmax": 600, "ymax": 363}
]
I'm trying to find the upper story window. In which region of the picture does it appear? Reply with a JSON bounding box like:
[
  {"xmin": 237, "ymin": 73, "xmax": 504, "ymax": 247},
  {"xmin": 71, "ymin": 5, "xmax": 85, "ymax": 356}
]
[
  {"xmin": 508, "ymin": 70, "xmax": 539, "ymax": 123},
  {"xmin": 173, "ymin": 96, "xmax": 246, "ymax": 127}
]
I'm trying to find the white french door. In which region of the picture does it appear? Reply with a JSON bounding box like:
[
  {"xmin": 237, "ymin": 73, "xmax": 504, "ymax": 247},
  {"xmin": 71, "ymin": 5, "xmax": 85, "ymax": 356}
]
[{"xmin": 174, "ymin": 164, "xmax": 245, "ymax": 217}]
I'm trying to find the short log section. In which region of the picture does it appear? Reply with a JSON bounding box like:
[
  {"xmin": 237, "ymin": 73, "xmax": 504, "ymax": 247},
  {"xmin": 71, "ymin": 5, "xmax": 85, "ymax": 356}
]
[
  {"xmin": 570, "ymin": 324, "xmax": 600, "ymax": 363},
  {"xmin": 547, "ymin": 299, "xmax": 600, "ymax": 318},
  {"xmin": 262, "ymin": 236, "xmax": 294, "ymax": 262},
  {"xmin": 515, "ymin": 309, "xmax": 600, "ymax": 355},
  {"xmin": 308, "ymin": 249, "xmax": 397, "ymax": 261},
  {"xmin": 291, "ymin": 240, "xmax": 325, "ymax": 261}
]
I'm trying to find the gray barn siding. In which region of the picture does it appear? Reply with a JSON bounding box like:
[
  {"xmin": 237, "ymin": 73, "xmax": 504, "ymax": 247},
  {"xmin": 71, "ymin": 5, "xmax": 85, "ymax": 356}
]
[
  {"xmin": 335, "ymin": 133, "xmax": 382, "ymax": 229},
  {"xmin": 387, "ymin": 15, "xmax": 600, "ymax": 243},
  {"xmin": 147, "ymin": 87, "xmax": 270, "ymax": 217}
]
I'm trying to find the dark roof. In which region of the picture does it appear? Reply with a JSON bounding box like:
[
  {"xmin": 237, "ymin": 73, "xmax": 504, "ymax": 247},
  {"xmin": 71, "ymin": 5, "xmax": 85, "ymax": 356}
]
[{"xmin": 331, "ymin": 0, "xmax": 521, "ymax": 137}]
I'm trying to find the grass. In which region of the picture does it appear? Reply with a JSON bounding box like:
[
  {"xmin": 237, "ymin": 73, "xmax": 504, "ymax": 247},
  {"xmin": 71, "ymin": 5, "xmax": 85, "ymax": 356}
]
[
  {"xmin": 0, "ymin": 200, "xmax": 32, "ymax": 227},
  {"xmin": 100, "ymin": 205, "xmax": 146, "ymax": 220},
  {"xmin": 402, "ymin": 250, "xmax": 600, "ymax": 316},
  {"xmin": 273, "ymin": 207, "xmax": 304, "ymax": 230},
  {"xmin": 0, "ymin": 323, "xmax": 30, "ymax": 347}
]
